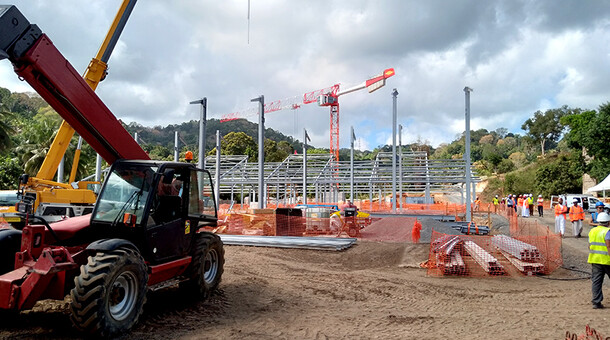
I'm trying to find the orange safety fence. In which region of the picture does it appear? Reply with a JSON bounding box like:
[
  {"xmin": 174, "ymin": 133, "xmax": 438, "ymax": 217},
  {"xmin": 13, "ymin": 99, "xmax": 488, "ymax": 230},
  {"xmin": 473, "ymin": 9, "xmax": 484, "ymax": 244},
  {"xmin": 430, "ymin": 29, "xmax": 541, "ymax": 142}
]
[
  {"xmin": 427, "ymin": 205, "xmax": 563, "ymax": 277},
  {"xmin": 219, "ymin": 201, "xmax": 468, "ymax": 217},
  {"xmin": 357, "ymin": 200, "xmax": 467, "ymax": 216},
  {"xmin": 210, "ymin": 212, "xmax": 420, "ymax": 243},
  {"xmin": 426, "ymin": 229, "xmax": 561, "ymax": 277}
]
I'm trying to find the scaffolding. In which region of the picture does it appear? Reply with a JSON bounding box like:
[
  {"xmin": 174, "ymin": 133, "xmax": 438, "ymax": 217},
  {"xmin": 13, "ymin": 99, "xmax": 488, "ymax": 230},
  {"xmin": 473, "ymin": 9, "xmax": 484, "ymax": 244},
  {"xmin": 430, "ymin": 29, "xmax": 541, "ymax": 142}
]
[{"xmin": 205, "ymin": 151, "xmax": 479, "ymax": 207}]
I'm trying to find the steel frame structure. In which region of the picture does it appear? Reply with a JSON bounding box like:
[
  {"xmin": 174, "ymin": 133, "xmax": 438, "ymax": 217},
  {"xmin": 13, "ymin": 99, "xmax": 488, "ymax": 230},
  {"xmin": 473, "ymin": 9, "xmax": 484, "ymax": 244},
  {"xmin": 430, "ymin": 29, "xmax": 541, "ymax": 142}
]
[{"xmin": 205, "ymin": 151, "xmax": 479, "ymax": 206}]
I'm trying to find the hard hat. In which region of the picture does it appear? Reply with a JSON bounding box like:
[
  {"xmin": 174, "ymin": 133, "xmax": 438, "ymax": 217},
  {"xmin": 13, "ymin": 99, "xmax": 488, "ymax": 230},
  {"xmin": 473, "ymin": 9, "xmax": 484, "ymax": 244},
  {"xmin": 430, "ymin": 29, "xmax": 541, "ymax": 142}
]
[
  {"xmin": 597, "ymin": 212, "xmax": 610, "ymax": 223},
  {"xmin": 573, "ymin": 198, "xmax": 579, "ymax": 203},
  {"xmin": 595, "ymin": 201, "xmax": 605, "ymax": 208},
  {"xmin": 185, "ymin": 151, "xmax": 193, "ymax": 161},
  {"xmin": 538, "ymin": 195, "xmax": 542, "ymax": 197}
]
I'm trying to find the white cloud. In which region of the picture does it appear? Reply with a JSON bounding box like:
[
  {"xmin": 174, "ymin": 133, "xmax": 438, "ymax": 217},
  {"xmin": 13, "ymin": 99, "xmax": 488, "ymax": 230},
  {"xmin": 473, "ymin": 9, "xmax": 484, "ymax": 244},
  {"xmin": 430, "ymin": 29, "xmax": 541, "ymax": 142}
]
[{"xmin": 1, "ymin": 0, "xmax": 610, "ymax": 151}]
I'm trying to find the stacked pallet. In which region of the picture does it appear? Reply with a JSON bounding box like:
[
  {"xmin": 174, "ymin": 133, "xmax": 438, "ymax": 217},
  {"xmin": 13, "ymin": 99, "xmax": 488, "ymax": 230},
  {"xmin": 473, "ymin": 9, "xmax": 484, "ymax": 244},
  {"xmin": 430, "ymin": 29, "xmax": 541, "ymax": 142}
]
[
  {"xmin": 492, "ymin": 235, "xmax": 544, "ymax": 274},
  {"xmin": 463, "ymin": 241, "xmax": 504, "ymax": 275},
  {"xmin": 431, "ymin": 235, "xmax": 466, "ymax": 274}
]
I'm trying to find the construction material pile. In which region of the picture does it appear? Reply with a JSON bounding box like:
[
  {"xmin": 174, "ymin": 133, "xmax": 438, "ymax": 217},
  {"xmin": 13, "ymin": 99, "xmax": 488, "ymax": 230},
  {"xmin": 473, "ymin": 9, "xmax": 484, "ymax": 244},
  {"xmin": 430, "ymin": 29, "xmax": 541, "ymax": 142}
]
[
  {"xmin": 463, "ymin": 240, "xmax": 504, "ymax": 275},
  {"xmin": 430, "ymin": 232, "xmax": 548, "ymax": 276},
  {"xmin": 492, "ymin": 235, "xmax": 544, "ymax": 275},
  {"xmin": 431, "ymin": 235, "xmax": 466, "ymax": 274}
]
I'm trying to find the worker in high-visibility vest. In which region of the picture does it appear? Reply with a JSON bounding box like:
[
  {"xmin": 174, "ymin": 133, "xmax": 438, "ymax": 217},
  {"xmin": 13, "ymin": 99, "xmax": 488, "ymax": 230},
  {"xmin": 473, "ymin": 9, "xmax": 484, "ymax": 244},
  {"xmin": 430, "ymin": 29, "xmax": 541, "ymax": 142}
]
[
  {"xmin": 591, "ymin": 201, "xmax": 606, "ymax": 224},
  {"xmin": 554, "ymin": 197, "xmax": 567, "ymax": 238},
  {"xmin": 569, "ymin": 199, "xmax": 585, "ymax": 238},
  {"xmin": 517, "ymin": 195, "xmax": 524, "ymax": 216},
  {"xmin": 492, "ymin": 195, "xmax": 499, "ymax": 213},
  {"xmin": 588, "ymin": 212, "xmax": 610, "ymax": 309},
  {"xmin": 537, "ymin": 195, "xmax": 544, "ymax": 217}
]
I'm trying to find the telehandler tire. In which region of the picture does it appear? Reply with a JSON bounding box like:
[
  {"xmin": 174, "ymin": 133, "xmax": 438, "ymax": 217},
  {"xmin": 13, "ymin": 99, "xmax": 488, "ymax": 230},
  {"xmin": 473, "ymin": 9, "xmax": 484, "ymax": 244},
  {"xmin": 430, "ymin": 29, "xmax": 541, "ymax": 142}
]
[
  {"xmin": 70, "ymin": 247, "xmax": 148, "ymax": 337},
  {"xmin": 180, "ymin": 232, "xmax": 224, "ymax": 299}
]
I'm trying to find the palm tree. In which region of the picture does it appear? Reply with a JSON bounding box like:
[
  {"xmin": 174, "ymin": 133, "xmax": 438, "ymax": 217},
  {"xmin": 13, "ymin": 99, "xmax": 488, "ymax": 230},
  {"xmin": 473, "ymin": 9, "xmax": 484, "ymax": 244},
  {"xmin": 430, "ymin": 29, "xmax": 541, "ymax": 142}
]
[{"xmin": 0, "ymin": 103, "xmax": 15, "ymax": 152}]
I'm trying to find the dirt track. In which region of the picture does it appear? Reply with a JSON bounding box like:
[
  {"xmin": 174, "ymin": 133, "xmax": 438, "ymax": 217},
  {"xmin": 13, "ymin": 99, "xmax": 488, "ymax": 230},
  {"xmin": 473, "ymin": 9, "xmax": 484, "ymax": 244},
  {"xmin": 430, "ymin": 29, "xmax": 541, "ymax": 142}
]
[{"xmin": 1, "ymin": 213, "xmax": 608, "ymax": 339}]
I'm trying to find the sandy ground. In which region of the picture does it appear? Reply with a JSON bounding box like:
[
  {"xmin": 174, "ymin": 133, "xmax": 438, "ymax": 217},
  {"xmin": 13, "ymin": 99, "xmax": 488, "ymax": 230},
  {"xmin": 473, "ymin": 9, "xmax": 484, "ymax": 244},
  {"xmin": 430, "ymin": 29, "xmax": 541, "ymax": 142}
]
[{"xmin": 1, "ymin": 212, "xmax": 608, "ymax": 339}]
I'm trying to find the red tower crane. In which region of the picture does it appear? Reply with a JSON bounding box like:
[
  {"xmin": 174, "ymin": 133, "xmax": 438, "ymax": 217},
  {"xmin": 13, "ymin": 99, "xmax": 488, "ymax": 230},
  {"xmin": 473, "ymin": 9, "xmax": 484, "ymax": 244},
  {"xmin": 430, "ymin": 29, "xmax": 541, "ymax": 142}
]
[{"xmin": 221, "ymin": 68, "xmax": 395, "ymax": 161}]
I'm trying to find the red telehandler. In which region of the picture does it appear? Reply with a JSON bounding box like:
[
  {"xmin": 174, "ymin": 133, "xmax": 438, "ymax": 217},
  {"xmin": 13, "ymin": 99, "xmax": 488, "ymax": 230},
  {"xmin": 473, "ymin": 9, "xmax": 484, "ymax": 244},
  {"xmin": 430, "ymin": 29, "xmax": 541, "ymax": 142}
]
[{"xmin": 0, "ymin": 5, "xmax": 224, "ymax": 337}]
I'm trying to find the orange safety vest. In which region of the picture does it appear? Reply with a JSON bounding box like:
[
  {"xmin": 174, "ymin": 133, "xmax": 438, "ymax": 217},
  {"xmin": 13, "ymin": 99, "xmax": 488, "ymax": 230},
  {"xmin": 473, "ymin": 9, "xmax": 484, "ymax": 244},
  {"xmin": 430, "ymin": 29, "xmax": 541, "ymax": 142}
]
[
  {"xmin": 554, "ymin": 204, "xmax": 567, "ymax": 217},
  {"xmin": 517, "ymin": 198, "xmax": 523, "ymax": 206},
  {"xmin": 569, "ymin": 205, "xmax": 585, "ymax": 222},
  {"xmin": 537, "ymin": 198, "xmax": 544, "ymax": 206}
]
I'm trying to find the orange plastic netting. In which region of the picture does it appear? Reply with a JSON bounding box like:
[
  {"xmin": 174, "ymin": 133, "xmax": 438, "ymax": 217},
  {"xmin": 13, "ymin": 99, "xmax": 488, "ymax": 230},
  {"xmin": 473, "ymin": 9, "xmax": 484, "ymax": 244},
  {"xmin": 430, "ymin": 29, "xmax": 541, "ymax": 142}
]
[
  {"xmin": 427, "ymin": 206, "xmax": 562, "ymax": 277},
  {"xmin": 212, "ymin": 211, "xmax": 421, "ymax": 242}
]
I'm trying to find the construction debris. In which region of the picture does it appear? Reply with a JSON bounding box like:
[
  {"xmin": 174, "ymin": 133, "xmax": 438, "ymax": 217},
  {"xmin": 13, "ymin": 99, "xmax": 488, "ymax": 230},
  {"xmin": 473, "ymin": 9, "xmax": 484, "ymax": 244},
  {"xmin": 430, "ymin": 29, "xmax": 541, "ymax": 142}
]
[{"xmin": 219, "ymin": 235, "xmax": 357, "ymax": 251}]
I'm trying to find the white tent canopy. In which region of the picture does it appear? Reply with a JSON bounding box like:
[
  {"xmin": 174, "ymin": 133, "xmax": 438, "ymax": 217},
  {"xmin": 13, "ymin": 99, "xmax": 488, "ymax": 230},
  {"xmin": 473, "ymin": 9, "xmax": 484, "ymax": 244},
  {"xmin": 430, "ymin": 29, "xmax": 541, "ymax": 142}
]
[{"xmin": 587, "ymin": 174, "xmax": 610, "ymax": 193}]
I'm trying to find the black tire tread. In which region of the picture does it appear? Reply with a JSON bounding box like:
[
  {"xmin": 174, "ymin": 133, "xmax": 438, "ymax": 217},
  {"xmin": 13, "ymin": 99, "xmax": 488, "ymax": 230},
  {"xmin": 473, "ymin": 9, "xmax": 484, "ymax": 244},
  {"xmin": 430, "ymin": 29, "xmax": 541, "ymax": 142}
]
[
  {"xmin": 181, "ymin": 232, "xmax": 225, "ymax": 299},
  {"xmin": 69, "ymin": 248, "xmax": 148, "ymax": 337}
]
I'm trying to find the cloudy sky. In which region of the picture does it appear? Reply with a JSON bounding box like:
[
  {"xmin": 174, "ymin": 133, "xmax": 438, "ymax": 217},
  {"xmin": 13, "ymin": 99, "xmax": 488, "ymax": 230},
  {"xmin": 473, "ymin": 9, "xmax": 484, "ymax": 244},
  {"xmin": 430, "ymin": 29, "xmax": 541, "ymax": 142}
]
[{"xmin": 1, "ymin": 1, "xmax": 610, "ymax": 151}]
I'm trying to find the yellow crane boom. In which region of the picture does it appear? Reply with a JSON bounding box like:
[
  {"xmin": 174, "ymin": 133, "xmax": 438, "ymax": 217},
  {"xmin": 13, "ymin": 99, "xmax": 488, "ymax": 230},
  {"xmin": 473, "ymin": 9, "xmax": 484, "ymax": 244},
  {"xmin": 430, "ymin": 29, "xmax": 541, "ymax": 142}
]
[{"xmin": 36, "ymin": 0, "xmax": 137, "ymax": 181}]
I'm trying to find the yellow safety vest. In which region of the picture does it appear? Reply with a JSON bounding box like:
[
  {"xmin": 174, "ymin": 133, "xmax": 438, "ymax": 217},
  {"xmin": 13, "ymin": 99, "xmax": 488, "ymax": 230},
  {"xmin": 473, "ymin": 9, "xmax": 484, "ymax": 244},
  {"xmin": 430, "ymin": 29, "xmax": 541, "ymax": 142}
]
[{"xmin": 588, "ymin": 226, "xmax": 610, "ymax": 265}]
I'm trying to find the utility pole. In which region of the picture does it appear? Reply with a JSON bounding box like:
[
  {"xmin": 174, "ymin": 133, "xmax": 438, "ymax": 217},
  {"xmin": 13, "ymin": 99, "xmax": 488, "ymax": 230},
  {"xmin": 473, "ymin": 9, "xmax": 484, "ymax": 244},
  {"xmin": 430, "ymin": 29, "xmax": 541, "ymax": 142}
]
[
  {"xmin": 252, "ymin": 95, "xmax": 265, "ymax": 208},
  {"xmin": 190, "ymin": 98, "xmax": 207, "ymax": 169},
  {"xmin": 392, "ymin": 88, "xmax": 398, "ymax": 213},
  {"xmin": 464, "ymin": 87, "xmax": 473, "ymax": 223}
]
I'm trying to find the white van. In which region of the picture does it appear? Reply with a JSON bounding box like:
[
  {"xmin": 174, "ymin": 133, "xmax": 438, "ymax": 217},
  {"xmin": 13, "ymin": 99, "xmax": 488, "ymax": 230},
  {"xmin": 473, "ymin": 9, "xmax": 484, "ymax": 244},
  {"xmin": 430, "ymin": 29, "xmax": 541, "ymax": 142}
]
[{"xmin": 550, "ymin": 194, "xmax": 608, "ymax": 213}]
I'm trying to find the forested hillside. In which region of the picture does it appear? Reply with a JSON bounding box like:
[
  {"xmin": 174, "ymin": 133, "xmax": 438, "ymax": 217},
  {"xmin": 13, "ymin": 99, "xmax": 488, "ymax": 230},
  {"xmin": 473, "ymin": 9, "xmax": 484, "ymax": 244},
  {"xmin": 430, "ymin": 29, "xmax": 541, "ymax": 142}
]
[{"xmin": 1, "ymin": 86, "xmax": 609, "ymax": 198}]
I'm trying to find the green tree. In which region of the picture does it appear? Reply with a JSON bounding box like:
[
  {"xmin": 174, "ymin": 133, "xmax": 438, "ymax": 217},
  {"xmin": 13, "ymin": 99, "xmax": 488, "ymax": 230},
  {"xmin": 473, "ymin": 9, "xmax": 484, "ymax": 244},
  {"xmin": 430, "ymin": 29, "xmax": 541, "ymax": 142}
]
[
  {"xmin": 264, "ymin": 139, "xmax": 290, "ymax": 162},
  {"xmin": 0, "ymin": 103, "xmax": 15, "ymax": 152},
  {"xmin": 0, "ymin": 156, "xmax": 22, "ymax": 189},
  {"xmin": 208, "ymin": 132, "xmax": 257, "ymax": 161},
  {"xmin": 14, "ymin": 113, "xmax": 61, "ymax": 175},
  {"xmin": 497, "ymin": 159, "xmax": 515, "ymax": 173},
  {"xmin": 535, "ymin": 152, "xmax": 584, "ymax": 196},
  {"xmin": 521, "ymin": 106, "xmax": 578, "ymax": 156},
  {"xmin": 562, "ymin": 104, "xmax": 610, "ymax": 181}
]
